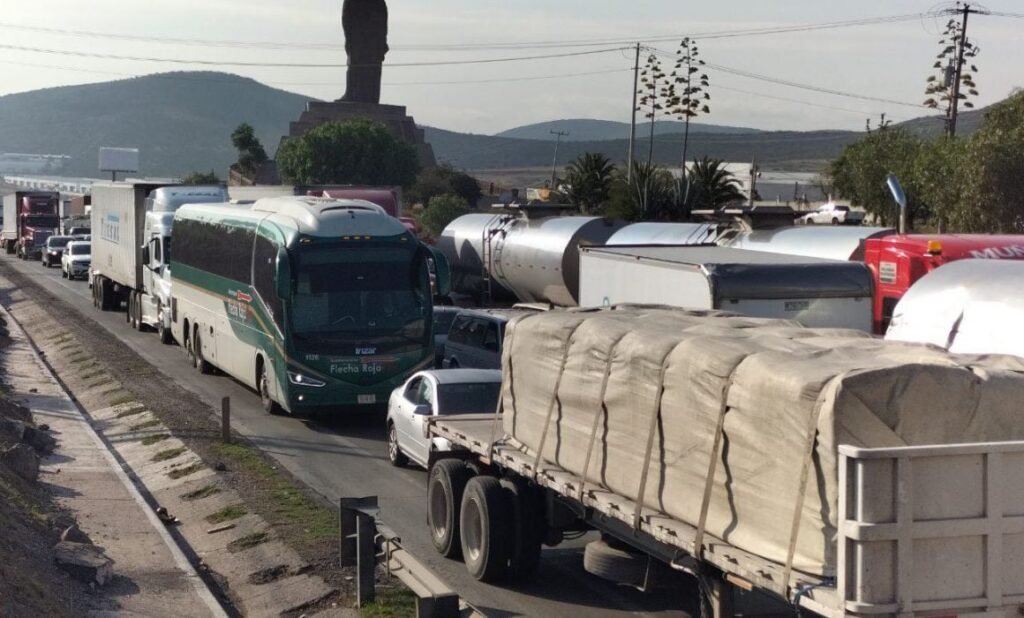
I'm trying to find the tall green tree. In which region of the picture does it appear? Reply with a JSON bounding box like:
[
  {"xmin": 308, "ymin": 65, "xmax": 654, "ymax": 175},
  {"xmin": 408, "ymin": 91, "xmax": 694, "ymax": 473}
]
[
  {"xmin": 230, "ymin": 123, "xmax": 268, "ymax": 177},
  {"xmin": 419, "ymin": 194, "xmax": 469, "ymax": 239},
  {"xmin": 959, "ymin": 90, "xmax": 1024, "ymax": 232},
  {"xmin": 277, "ymin": 119, "xmax": 419, "ymax": 188},
  {"xmin": 666, "ymin": 38, "xmax": 711, "ymax": 167},
  {"xmin": 686, "ymin": 157, "xmax": 744, "ymax": 210},
  {"xmin": 181, "ymin": 170, "xmax": 221, "ymax": 185},
  {"xmin": 564, "ymin": 153, "xmax": 616, "ymax": 215},
  {"xmin": 409, "ymin": 164, "xmax": 482, "ymax": 206},
  {"xmin": 828, "ymin": 125, "xmax": 923, "ymax": 227}
]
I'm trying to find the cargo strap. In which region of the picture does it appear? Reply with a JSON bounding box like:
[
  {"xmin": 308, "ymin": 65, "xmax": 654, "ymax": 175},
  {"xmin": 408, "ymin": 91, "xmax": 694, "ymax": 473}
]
[
  {"xmin": 632, "ymin": 344, "xmax": 679, "ymax": 531},
  {"xmin": 530, "ymin": 323, "xmax": 581, "ymax": 482},
  {"xmin": 577, "ymin": 333, "xmax": 628, "ymax": 503},
  {"xmin": 693, "ymin": 377, "xmax": 736, "ymax": 559},
  {"xmin": 782, "ymin": 392, "xmax": 828, "ymax": 592}
]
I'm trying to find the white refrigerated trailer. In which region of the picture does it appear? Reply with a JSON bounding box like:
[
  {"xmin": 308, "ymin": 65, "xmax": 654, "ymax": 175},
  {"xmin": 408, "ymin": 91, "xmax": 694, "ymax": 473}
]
[
  {"xmin": 578, "ymin": 245, "xmax": 874, "ymax": 331},
  {"xmin": 90, "ymin": 182, "xmax": 228, "ymax": 342}
]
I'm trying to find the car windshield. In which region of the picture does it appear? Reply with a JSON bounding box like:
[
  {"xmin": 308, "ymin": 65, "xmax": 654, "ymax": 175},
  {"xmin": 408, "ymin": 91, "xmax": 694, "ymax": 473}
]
[
  {"xmin": 290, "ymin": 245, "xmax": 430, "ymax": 353},
  {"xmin": 836, "ymin": 206, "xmax": 850, "ymax": 212},
  {"xmin": 25, "ymin": 215, "xmax": 58, "ymax": 228},
  {"xmin": 433, "ymin": 310, "xmax": 460, "ymax": 333},
  {"xmin": 70, "ymin": 244, "xmax": 90, "ymax": 256},
  {"xmin": 47, "ymin": 236, "xmax": 72, "ymax": 248},
  {"xmin": 437, "ymin": 381, "xmax": 501, "ymax": 415}
]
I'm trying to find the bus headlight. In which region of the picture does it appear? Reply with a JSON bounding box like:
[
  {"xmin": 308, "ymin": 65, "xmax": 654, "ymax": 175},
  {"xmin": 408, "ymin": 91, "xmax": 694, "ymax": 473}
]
[{"xmin": 287, "ymin": 370, "xmax": 326, "ymax": 388}]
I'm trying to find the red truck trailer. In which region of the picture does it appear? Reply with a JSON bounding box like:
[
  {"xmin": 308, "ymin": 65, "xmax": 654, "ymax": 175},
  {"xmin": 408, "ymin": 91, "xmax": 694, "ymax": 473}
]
[
  {"xmin": 1, "ymin": 190, "xmax": 61, "ymax": 260},
  {"xmin": 862, "ymin": 234, "xmax": 1024, "ymax": 333}
]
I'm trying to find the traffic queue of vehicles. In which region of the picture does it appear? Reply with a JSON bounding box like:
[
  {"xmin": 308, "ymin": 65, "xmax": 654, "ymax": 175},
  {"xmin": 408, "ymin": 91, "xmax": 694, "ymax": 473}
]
[{"xmin": 1, "ymin": 190, "xmax": 61, "ymax": 260}]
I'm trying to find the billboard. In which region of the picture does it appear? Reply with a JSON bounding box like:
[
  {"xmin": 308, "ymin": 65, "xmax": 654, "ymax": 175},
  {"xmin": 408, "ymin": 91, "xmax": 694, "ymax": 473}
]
[{"xmin": 99, "ymin": 148, "xmax": 140, "ymax": 173}]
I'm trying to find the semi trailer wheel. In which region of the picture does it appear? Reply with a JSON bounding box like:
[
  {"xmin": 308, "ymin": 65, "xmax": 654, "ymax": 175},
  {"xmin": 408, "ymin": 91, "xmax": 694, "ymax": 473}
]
[
  {"xmin": 500, "ymin": 477, "xmax": 544, "ymax": 581},
  {"xmin": 583, "ymin": 537, "xmax": 649, "ymax": 587},
  {"xmin": 428, "ymin": 459, "xmax": 474, "ymax": 558},
  {"xmin": 460, "ymin": 475, "xmax": 512, "ymax": 582},
  {"xmin": 157, "ymin": 302, "xmax": 172, "ymax": 345}
]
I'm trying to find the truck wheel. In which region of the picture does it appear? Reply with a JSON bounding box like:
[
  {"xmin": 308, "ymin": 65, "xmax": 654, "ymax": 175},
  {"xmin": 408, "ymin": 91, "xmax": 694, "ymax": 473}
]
[
  {"xmin": 193, "ymin": 331, "xmax": 213, "ymax": 374},
  {"xmin": 460, "ymin": 476, "xmax": 512, "ymax": 582},
  {"xmin": 500, "ymin": 477, "xmax": 544, "ymax": 581},
  {"xmin": 387, "ymin": 422, "xmax": 409, "ymax": 467},
  {"xmin": 157, "ymin": 303, "xmax": 173, "ymax": 345},
  {"xmin": 428, "ymin": 459, "xmax": 474, "ymax": 559},
  {"xmin": 583, "ymin": 538, "xmax": 648, "ymax": 587}
]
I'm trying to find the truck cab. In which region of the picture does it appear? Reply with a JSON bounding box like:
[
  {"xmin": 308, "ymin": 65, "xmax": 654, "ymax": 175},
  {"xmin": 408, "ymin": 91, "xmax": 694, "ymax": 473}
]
[{"xmin": 862, "ymin": 234, "xmax": 1024, "ymax": 333}]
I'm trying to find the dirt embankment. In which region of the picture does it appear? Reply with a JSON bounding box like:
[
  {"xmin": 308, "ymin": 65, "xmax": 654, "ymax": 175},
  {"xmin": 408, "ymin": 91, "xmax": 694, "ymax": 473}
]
[{"xmin": 0, "ymin": 316, "xmax": 95, "ymax": 617}]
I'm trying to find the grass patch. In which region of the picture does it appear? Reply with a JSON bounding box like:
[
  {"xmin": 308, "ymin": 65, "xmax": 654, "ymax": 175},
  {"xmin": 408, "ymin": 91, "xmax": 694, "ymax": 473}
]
[
  {"xmin": 79, "ymin": 369, "xmax": 104, "ymax": 381},
  {"xmin": 152, "ymin": 447, "xmax": 187, "ymax": 462},
  {"xmin": 167, "ymin": 463, "xmax": 204, "ymax": 480},
  {"xmin": 115, "ymin": 404, "xmax": 146, "ymax": 418},
  {"xmin": 205, "ymin": 504, "xmax": 247, "ymax": 524},
  {"xmin": 360, "ymin": 585, "xmax": 417, "ymax": 618},
  {"xmin": 85, "ymin": 377, "xmax": 113, "ymax": 389},
  {"xmin": 209, "ymin": 442, "xmax": 336, "ymax": 542},
  {"xmin": 107, "ymin": 393, "xmax": 135, "ymax": 407},
  {"xmin": 128, "ymin": 419, "xmax": 160, "ymax": 432},
  {"xmin": 227, "ymin": 531, "xmax": 269, "ymax": 553},
  {"xmin": 45, "ymin": 332, "xmax": 71, "ymax": 343},
  {"xmin": 67, "ymin": 351, "xmax": 88, "ymax": 362},
  {"xmin": 181, "ymin": 484, "xmax": 221, "ymax": 501},
  {"xmin": 141, "ymin": 433, "xmax": 170, "ymax": 446}
]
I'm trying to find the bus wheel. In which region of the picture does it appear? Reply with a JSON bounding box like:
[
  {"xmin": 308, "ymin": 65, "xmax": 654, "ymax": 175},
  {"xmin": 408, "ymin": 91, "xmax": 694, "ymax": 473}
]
[
  {"xmin": 193, "ymin": 331, "xmax": 212, "ymax": 375},
  {"xmin": 428, "ymin": 459, "xmax": 474, "ymax": 559},
  {"xmin": 460, "ymin": 476, "xmax": 512, "ymax": 582},
  {"xmin": 258, "ymin": 361, "xmax": 283, "ymax": 415}
]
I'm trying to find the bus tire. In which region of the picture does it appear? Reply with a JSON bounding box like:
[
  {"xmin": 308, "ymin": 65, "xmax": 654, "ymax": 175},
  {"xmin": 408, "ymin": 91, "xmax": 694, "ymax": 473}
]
[
  {"xmin": 428, "ymin": 459, "xmax": 474, "ymax": 559},
  {"xmin": 583, "ymin": 538, "xmax": 648, "ymax": 586},
  {"xmin": 258, "ymin": 359, "xmax": 283, "ymax": 415},
  {"xmin": 500, "ymin": 477, "xmax": 544, "ymax": 581},
  {"xmin": 193, "ymin": 331, "xmax": 213, "ymax": 374},
  {"xmin": 460, "ymin": 476, "xmax": 511, "ymax": 582}
]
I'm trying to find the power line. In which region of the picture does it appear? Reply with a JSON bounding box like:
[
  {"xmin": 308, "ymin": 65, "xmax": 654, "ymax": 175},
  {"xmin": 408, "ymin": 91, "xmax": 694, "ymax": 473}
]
[
  {"xmin": 0, "ymin": 13, "xmax": 929, "ymax": 54},
  {"xmin": 0, "ymin": 43, "xmax": 630, "ymax": 68}
]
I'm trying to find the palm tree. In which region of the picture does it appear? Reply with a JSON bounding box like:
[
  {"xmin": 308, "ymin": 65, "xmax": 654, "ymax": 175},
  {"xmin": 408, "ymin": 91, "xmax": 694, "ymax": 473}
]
[
  {"xmin": 564, "ymin": 153, "xmax": 616, "ymax": 215},
  {"xmin": 687, "ymin": 157, "xmax": 745, "ymax": 210}
]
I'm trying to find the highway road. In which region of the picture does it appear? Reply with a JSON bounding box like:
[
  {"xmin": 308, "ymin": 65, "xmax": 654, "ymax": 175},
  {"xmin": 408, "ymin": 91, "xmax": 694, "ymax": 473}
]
[{"xmin": 0, "ymin": 253, "xmax": 692, "ymax": 618}]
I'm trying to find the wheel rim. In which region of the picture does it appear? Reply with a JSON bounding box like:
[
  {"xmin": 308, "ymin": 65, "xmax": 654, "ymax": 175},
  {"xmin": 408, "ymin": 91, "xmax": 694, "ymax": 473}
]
[
  {"xmin": 260, "ymin": 369, "xmax": 272, "ymax": 409},
  {"xmin": 388, "ymin": 426, "xmax": 399, "ymax": 461},
  {"xmin": 463, "ymin": 498, "xmax": 483, "ymax": 562},
  {"xmin": 429, "ymin": 481, "xmax": 448, "ymax": 540}
]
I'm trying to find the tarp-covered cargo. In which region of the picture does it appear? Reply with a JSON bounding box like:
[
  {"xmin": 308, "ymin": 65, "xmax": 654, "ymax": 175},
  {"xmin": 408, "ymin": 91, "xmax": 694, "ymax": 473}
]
[{"xmin": 500, "ymin": 306, "xmax": 1024, "ymax": 576}]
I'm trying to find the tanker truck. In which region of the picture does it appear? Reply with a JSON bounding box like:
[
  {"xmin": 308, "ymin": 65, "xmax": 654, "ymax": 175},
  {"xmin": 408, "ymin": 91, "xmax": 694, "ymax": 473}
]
[
  {"xmin": 1, "ymin": 190, "xmax": 61, "ymax": 259},
  {"xmin": 90, "ymin": 182, "xmax": 229, "ymax": 344}
]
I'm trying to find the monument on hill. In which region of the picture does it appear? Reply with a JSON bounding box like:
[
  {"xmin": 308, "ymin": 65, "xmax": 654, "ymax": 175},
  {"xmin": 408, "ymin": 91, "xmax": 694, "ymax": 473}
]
[{"xmin": 255, "ymin": 0, "xmax": 435, "ymax": 184}]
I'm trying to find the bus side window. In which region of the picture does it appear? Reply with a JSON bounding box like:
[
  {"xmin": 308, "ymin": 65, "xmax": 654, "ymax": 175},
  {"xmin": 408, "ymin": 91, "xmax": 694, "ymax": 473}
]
[{"xmin": 253, "ymin": 235, "xmax": 283, "ymax": 329}]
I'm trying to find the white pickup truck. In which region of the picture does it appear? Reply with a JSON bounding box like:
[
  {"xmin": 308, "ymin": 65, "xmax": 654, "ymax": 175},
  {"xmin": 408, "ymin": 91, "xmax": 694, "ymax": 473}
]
[{"xmin": 800, "ymin": 203, "xmax": 865, "ymax": 225}]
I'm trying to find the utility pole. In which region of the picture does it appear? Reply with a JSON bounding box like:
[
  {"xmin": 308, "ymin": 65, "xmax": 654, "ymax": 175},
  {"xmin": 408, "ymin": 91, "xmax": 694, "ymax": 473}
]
[
  {"xmin": 748, "ymin": 161, "xmax": 760, "ymax": 208},
  {"xmin": 627, "ymin": 42, "xmax": 641, "ymax": 183},
  {"xmin": 550, "ymin": 130, "xmax": 569, "ymax": 187},
  {"xmin": 948, "ymin": 3, "xmax": 978, "ymax": 137}
]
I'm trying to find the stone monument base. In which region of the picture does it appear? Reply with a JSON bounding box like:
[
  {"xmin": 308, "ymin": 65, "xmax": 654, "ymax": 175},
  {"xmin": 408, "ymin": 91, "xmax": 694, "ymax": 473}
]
[{"xmin": 288, "ymin": 101, "xmax": 436, "ymax": 167}]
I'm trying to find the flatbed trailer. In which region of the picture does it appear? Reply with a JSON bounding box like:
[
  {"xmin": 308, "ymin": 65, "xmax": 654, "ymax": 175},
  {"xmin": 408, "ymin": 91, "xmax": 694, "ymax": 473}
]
[{"xmin": 427, "ymin": 413, "xmax": 1024, "ymax": 618}]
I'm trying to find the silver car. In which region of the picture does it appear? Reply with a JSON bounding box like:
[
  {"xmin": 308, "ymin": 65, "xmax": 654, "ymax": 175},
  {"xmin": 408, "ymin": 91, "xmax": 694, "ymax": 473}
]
[
  {"xmin": 61, "ymin": 241, "xmax": 91, "ymax": 280},
  {"xmin": 386, "ymin": 369, "xmax": 501, "ymax": 468}
]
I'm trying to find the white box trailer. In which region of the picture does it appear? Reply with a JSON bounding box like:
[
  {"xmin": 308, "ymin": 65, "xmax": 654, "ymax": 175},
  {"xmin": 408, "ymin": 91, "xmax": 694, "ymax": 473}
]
[
  {"xmin": 579, "ymin": 244, "xmax": 873, "ymax": 331},
  {"xmin": 90, "ymin": 182, "xmax": 227, "ymax": 342}
]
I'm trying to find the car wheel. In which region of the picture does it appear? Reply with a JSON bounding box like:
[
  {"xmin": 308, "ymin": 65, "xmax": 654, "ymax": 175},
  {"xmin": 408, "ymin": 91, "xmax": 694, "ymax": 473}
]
[
  {"xmin": 387, "ymin": 422, "xmax": 409, "ymax": 467},
  {"xmin": 831, "ymin": 217, "xmax": 840, "ymax": 225},
  {"xmin": 259, "ymin": 361, "xmax": 283, "ymax": 415},
  {"xmin": 448, "ymin": 358, "xmax": 460, "ymax": 369}
]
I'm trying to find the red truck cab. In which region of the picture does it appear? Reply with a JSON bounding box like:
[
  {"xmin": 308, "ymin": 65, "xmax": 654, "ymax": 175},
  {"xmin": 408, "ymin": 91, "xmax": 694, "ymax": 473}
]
[{"xmin": 862, "ymin": 234, "xmax": 1024, "ymax": 333}]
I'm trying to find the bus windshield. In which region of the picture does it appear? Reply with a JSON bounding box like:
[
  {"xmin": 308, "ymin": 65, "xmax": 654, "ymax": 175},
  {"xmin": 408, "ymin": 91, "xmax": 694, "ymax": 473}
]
[{"xmin": 290, "ymin": 245, "xmax": 430, "ymax": 354}]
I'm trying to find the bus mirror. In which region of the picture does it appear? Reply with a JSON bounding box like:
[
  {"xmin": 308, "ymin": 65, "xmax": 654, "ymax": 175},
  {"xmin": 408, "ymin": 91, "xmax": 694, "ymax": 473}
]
[
  {"xmin": 141, "ymin": 245, "xmax": 150, "ymax": 265},
  {"xmin": 276, "ymin": 249, "xmax": 291, "ymax": 298},
  {"xmin": 427, "ymin": 246, "xmax": 451, "ymax": 297}
]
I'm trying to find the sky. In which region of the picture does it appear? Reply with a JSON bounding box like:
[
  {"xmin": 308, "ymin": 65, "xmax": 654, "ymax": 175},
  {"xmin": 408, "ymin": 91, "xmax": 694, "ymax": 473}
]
[{"xmin": 1, "ymin": 0, "xmax": 1022, "ymax": 134}]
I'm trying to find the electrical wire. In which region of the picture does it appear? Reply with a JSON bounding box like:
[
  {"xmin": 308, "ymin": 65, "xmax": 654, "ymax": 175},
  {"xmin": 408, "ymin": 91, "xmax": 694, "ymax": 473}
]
[{"xmin": 0, "ymin": 43, "xmax": 630, "ymax": 68}]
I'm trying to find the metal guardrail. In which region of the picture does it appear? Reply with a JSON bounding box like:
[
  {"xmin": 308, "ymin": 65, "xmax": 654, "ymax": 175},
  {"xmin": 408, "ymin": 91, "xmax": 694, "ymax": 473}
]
[{"xmin": 339, "ymin": 496, "xmax": 464, "ymax": 618}]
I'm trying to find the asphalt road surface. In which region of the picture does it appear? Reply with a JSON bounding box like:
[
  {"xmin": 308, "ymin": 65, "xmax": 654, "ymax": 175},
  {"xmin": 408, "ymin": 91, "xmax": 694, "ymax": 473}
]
[{"xmin": 0, "ymin": 253, "xmax": 693, "ymax": 618}]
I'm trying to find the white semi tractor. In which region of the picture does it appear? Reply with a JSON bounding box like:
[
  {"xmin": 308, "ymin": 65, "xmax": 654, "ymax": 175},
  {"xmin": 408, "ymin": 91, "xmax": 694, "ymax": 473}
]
[{"xmin": 90, "ymin": 182, "xmax": 229, "ymax": 343}]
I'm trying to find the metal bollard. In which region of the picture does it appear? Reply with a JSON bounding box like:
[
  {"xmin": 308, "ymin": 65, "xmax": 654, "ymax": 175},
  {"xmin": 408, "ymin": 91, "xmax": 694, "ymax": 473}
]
[{"xmin": 339, "ymin": 496, "xmax": 381, "ymax": 607}]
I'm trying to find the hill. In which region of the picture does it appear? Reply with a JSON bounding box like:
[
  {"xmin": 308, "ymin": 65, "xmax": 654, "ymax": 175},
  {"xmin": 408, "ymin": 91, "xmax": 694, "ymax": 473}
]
[
  {"xmin": 425, "ymin": 126, "xmax": 860, "ymax": 170},
  {"xmin": 895, "ymin": 106, "xmax": 986, "ymax": 138},
  {"xmin": 0, "ymin": 72, "xmax": 314, "ymax": 178},
  {"xmin": 495, "ymin": 118, "xmax": 761, "ymax": 141}
]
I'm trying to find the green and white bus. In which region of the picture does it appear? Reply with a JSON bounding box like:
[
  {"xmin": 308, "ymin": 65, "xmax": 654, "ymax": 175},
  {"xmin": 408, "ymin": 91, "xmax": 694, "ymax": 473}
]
[{"xmin": 170, "ymin": 196, "xmax": 440, "ymax": 415}]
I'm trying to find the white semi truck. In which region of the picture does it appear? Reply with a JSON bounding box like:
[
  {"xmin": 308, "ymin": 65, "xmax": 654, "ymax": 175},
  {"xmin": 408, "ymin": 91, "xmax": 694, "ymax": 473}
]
[
  {"xmin": 90, "ymin": 182, "xmax": 228, "ymax": 343},
  {"xmin": 424, "ymin": 307, "xmax": 1024, "ymax": 618}
]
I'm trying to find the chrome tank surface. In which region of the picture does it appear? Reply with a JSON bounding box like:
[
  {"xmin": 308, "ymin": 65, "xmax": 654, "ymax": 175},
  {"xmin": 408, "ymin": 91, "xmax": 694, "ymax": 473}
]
[
  {"xmin": 606, "ymin": 222, "xmax": 719, "ymax": 246},
  {"xmin": 723, "ymin": 225, "xmax": 894, "ymax": 261},
  {"xmin": 436, "ymin": 213, "xmax": 515, "ymax": 300}
]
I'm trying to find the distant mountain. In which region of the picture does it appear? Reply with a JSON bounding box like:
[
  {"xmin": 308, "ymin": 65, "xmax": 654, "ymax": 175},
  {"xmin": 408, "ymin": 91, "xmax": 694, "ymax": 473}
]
[
  {"xmin": 896, "ymin": 106, "xmax": 986, "ymax": 138},
  {"xmin": 495, "ymin": 118, "xmax": 761, "ymax": 141},
  {"xmin": 426, "ymin": 126, "xmax": 860, "ymax": 170},
  {"xmin": 0, "ymin": 71, "xmax": 315, "ymax": 178}
]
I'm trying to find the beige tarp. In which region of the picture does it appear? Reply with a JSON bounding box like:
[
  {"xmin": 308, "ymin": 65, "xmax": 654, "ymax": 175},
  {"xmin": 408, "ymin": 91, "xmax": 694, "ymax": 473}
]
[{"xmin": 500, "ymin": 306, "xmax": 1024, "ymax": 576}]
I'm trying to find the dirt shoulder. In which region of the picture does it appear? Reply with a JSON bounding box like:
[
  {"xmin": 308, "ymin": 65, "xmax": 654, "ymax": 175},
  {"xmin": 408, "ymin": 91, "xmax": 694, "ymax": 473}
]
[{"xmin": 0, "ymin": 262, "xmax": 354, "ymax": 616}]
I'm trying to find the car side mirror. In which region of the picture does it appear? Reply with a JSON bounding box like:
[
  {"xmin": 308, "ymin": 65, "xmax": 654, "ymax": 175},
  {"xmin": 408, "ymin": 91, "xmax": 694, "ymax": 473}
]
[
  {"xmin": 413, "ymin": 404, "xmax": 432, "ymax": 416},
  {"xmin": 141, "ymin": 245, "xmax": 150, "ymax": 265}
]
